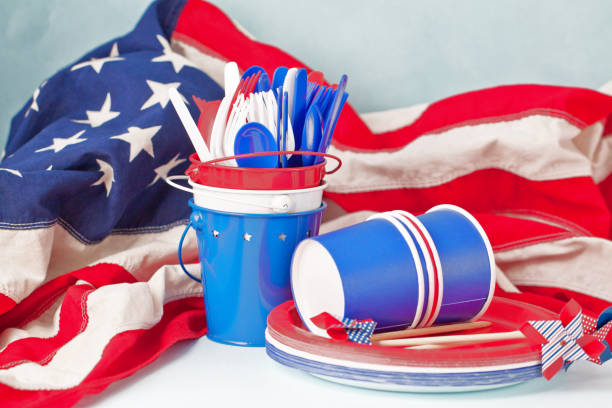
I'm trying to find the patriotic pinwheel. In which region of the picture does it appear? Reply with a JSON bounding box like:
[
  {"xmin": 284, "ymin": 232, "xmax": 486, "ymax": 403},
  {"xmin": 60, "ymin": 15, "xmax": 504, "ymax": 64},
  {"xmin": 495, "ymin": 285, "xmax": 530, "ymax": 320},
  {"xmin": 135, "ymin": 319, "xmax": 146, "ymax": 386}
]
[
  {"xmin": 521, "ymin": 300, "xmax": 612, "ymax": 379},
  {"xmin": 311, "ymin": 313, "xmax": 377, "ymax": 345}
]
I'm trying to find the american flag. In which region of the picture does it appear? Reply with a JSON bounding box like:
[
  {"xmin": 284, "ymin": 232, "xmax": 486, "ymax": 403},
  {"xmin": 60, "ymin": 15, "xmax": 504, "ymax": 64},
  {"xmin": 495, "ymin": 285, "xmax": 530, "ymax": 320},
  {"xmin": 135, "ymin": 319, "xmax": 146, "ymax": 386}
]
[{"xmin": 1, "ymin": 0, "xmax": 612, "ymax": 405}]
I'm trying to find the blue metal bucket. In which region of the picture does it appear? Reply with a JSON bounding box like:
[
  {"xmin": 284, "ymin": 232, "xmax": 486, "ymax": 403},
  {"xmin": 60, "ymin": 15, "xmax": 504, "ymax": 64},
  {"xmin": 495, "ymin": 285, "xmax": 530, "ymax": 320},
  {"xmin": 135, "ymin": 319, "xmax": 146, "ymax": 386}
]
[{"xmin": 178, "ymin": 199, "xmax": 326, "ymax": 347}]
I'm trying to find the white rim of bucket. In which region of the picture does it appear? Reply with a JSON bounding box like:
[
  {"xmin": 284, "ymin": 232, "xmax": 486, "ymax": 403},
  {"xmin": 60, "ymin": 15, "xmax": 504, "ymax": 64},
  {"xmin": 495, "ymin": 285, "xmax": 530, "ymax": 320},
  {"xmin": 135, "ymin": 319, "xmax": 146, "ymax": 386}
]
[
  {"xmin": 189, "ymin": 179, "xmax": 328, "ymax": 195},
  {"xmin": 166, "ymin": 175, "xmax": 327, "ymax": 212},
  {"xmin": 291, "ymin": 239, "xmax": 345, "ymax": 338},
  {"xmin": 389, "ymin": 210, "xmax": 439, "ymax": 328},
  {"xmin": 366, "ymin": 213, "xmax": 425, "ymax": 330},
  {"xmin": 426, "ymin": 204, "xmax": 496, "ymax": 322},
  {"xmin": 190, "ymin": 178, "xmax": 327, "ymax": 212}
]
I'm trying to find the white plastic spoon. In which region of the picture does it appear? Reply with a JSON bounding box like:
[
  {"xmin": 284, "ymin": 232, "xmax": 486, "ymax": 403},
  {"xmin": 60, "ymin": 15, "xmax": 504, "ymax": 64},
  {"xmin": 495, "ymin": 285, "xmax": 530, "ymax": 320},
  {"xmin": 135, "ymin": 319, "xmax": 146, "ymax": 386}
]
[
  {"xmin": 224, "ymin": 62, "xmax": 240, "ymax": 97},
  {"xmin": 168, "ymin": 87, "xmax": 212, "ymax": 161}
]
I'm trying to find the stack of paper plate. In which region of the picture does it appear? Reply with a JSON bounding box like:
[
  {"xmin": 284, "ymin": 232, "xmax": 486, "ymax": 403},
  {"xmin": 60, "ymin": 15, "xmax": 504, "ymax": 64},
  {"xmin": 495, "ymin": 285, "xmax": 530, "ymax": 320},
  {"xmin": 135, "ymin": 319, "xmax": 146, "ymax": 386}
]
[{"xmin": 266, "ymin": 297, "xmax": 553, "ymax": 392}]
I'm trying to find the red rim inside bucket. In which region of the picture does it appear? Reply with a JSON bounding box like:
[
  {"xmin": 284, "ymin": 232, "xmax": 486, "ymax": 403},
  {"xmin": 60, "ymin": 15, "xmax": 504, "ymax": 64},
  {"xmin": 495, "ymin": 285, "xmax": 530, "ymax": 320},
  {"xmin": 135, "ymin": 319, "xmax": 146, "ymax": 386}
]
[{"xmin": 186, "ymin": 151, "xmax": 341, "ymax": 190}]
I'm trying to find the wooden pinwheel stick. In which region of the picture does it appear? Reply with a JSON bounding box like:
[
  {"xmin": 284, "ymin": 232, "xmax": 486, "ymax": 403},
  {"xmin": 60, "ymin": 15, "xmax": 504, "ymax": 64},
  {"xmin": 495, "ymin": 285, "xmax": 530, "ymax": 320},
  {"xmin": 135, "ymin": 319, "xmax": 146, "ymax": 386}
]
[
  {"xmin": 376, "ymin": 330, "xmax": 526, "ymax": 347},
  {"xmin": 371, "ymin": 320, "xmax": 492, "ymax": 342}
]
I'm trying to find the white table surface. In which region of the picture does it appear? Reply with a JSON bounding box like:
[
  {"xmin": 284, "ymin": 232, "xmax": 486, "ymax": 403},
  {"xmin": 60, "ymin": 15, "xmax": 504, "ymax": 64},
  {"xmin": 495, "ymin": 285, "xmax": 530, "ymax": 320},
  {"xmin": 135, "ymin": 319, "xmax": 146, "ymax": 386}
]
[{"xmin": 79, "ymin": 336, "xmax": 612, "ymax": 407}]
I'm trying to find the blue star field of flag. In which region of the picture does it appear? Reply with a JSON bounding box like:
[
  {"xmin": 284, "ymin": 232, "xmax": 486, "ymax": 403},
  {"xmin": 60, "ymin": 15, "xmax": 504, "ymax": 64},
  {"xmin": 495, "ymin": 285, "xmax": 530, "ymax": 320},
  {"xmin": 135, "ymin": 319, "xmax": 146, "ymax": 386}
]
[{"xmin": 0, "ymin": 0, "xmax": 223, "ymax": 243}]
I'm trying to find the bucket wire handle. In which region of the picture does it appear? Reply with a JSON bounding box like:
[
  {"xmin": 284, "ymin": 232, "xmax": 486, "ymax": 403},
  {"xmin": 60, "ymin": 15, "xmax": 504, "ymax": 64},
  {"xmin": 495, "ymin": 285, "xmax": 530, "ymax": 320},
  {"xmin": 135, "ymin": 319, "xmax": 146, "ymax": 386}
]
[
  {"xmin": 201, "ymin": 151, "xmax": 342, "ymax": 175},
  {"xmin": 165, "ymin": 175, "xmax": 194, "ymax": 194},
  {"xmin": 177, "ymin": 221, "xmax": 202, "ymax": 283},
  {"xmin": 165, "ymin": 175, "xmax": 295, "ymax": 211}
]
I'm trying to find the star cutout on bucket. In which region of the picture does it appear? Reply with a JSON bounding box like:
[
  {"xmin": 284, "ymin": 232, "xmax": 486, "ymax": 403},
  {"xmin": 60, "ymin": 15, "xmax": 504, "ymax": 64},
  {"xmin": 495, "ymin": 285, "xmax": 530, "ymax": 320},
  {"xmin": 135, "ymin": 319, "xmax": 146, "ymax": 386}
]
[
  {"xmin": 212, "ymin": 230, "xmax": 219, "ymax": 237},
  {"xmin": 243, "ymin": 233, "xmax": 252, "ymax": 241},
  {"xmin": 278, "ymin": 233, "xmax": 286, "ymax": 241}
]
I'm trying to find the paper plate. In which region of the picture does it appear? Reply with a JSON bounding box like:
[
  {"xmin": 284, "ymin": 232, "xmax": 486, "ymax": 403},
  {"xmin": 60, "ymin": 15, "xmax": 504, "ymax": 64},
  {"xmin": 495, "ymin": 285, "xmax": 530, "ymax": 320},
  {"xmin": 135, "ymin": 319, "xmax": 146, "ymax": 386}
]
[{"xmin": 265, "ymin": 297, "xmax": 555, "ymax": 392}]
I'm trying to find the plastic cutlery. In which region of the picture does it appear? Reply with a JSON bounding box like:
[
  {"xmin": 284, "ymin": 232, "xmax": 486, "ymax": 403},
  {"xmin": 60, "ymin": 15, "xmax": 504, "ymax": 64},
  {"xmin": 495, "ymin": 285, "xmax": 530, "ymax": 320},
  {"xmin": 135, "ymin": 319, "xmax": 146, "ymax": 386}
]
[
  {"xmin": 224, "ymin": 76, "xmax": 246, "ymax": 124},
  {"xmin": 168, "ymin": 87, "xmax": 212, "ymax": 161},
  {"xmin": 275, "ymin": 86, "xmax": 283, "ymax": 166},
  {"xmin": 306, "ymin": 82, "xmax": 320, "ymax": 106},
  {"xmin": 327, "ymin": 92, "xmax": 348, "ymax": 146},
  {"xmin": 281, "ymin": 90, "xmax": 289, "ymax": 168},
  {"xmin": 224, "ymin": 95, "xmax": 249, "ymax": 161},
  {"xmin": 223, "ymin": 72, "xmax": 259, "ymax": 126},
  {"xmin": 262, "ymin": 91, "xmax": 278, "ymax": 137},
  {"xmin": 301, "ymin": 105, "xmax": 323, "ymax": 167},
  {"xmin": 257, "ymin": 71, "xmax": 271, "ymax": 92},
  {"xmin": 282, "ymin": 68, "xmax": 298, "ymax": 125},
  {"xmin": 224, "ymin": 62, "xmax": 240, "ymax": 96},
  {"xmin": 316, "ymin": 74, "xmax": 348, "ymax": 162},
  {"xmin": 319, "ymin": 88, "xmax": 336, "ymax": 118},
  {"xmin": 210, "ymin": 94, "xmax": 231, "ymax": 158},
  {"xmin": 243, "ymin": 71, "xmax": 260, "ymax": 96},
  {"xmin": 309, "ymin": 85, "xmax": 328, "ymax": 110},
  {"xmin": 291, "ymin": 68, "xmax": 308, "ymax": 148},
  {"xmin": 241, "ymin": 66, "xmax": 270, "ymax": 92},
  {"xmin": 233, "ymin": 122, "xmax": 278, "ymax": 168},
  {"xmin": 272, "ymin": 67, "xmax": 288, "ymax": 97}
]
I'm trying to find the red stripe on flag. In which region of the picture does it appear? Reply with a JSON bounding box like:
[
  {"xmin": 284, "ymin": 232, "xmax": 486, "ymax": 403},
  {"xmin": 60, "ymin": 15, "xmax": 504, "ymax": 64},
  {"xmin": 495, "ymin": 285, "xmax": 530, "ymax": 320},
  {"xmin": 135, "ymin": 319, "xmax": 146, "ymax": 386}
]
[
  {"xmin": 0, "ymin": 294, "xmax": 16, "ymax": 316},
  {"xmin": 514, "ymin": 286, "xmax": 612, "ymax": 316},
  {"xmin": 597, "ymin": 174, "xmax": 612, "ymax": 238},
  {"xmin": 326, "ymin": 171, "xmax": 609, "ymax": 240},
  {"xmin": 0, "ymin": 263, "xmax": 136, "ymax": 331},
  {"xmin": 0, "ymin": 296, "xmax": 206, "ymax": 408},
  {"xmin": 337, "ymin": 86, "xmax": 612, "ymax": 151},
  {"xmin": 0, "ymin": 284, "xmax": 92, "ymax": 369}
]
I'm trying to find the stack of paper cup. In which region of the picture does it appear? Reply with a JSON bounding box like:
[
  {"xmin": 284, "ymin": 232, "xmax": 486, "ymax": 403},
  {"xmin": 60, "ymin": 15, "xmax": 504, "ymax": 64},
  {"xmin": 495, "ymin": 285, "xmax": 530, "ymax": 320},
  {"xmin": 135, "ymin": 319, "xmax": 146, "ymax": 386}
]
[{"xmin": 290, "ymin": 204, "xmax": 496, "ymax": 336}]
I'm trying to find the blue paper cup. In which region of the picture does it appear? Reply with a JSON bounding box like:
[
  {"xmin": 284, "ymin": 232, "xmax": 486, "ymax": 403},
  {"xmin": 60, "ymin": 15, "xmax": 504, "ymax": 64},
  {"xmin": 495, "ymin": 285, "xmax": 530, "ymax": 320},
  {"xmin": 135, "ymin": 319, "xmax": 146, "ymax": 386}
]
[
  {"xmin": 182, "ymin": 199, "xmax": 325, "ymax": 346},
  {"xmin": 291, "ymin": 213, "xmax": 425, "ymax": 336},
  {"xmin": 417, "ymin": 205, "xmax": 496, "ymax": 324},
  {"xmin": 389, "ymin": 210, "xmax": 439, "ymax": 328}
]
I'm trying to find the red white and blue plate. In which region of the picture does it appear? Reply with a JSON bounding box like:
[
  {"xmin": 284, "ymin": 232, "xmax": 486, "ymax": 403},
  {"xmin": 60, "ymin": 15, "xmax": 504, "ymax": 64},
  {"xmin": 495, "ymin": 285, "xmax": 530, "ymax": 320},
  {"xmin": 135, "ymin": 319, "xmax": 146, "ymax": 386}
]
[{"xmin": 265, "ymin": 296, "xmax": 554, "ymax": 392}]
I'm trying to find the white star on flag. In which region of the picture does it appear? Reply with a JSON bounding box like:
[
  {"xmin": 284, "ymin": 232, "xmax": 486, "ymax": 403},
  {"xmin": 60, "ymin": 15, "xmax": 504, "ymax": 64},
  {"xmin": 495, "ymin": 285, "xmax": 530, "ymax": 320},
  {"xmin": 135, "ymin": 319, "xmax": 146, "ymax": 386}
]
[
  {"xmin": 71, "ymin": 93, "xmax": 120, "ymax": 128},
  {"xmin": 91, "ymin": 159, "xmax": 115, "ymax": 197},
  {"xmin": 35, "ymin": 130, "xmax": 87, "ymax": 153},
  {"xmin": 71, "ymin": 42, "xmax": 124, "ymax": 74},
  {"xmin": 147, "ymin": 154, "xmax": 186, "ymax": 186},
  {"xmin": 151, "ymin": 34, "xmax": 197, "ymax": 73},
  {"xmin": 0, "ymin": 168, "xmax": 23, "ymax": 178},
  {"xmin": 25, "ymin": 80, "xmax": 47, "ymax": 117},
  {"xmin": 141, "ymin": 80, "xmax": 184, "ymax": 110},
  {"xmin": 111, "ymin": 125, "xmax": 161, "ymax": 162}
]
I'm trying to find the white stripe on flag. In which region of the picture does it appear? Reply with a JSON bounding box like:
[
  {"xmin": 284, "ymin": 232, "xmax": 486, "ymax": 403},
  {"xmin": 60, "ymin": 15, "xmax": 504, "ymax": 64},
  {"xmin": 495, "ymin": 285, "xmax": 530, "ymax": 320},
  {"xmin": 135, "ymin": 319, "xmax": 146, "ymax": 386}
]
[
  {"xmin": 0, "ymin": 293, "xmax": 66, "ymax": 353},
  {"xmin": 495, "ymin": 236, "xmax": 612, "ymax": 303},
  {"xmin": 0, "ymin": 222, "xmax": 199, "ymax": 305},
  {"xmin": 359, "ymin": 104, "xmax": 429, "ymax": 134},
  {"xmin": 326, "ymin": 115, "xmax": 590, "ymax": 194}
]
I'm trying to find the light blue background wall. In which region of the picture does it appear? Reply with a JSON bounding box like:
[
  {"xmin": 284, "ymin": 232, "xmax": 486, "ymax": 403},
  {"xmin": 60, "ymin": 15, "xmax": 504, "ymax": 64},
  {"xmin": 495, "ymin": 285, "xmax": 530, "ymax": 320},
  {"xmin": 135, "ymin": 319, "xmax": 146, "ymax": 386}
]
[{"xmin": 1, "ymin": 0, "xmax": 611, "ymax": 149}]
